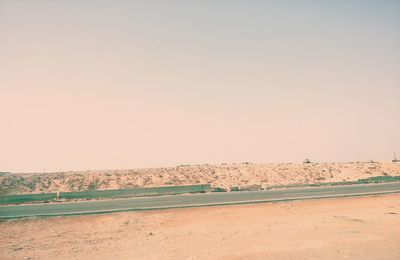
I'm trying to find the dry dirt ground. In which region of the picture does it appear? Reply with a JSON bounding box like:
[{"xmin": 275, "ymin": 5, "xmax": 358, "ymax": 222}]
[
  {"xmin": 1, "ymin": 161, "xmax": 400, "ymax": 194},
  {"xmin": 1, "ymin": 194, "xmax": 399, "ymax": 259}
]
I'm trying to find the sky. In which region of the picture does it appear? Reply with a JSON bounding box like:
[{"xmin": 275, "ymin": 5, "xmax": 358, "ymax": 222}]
[{"xmin": 1, "ymin": 0, "xmax": 399, "ymax": 173}]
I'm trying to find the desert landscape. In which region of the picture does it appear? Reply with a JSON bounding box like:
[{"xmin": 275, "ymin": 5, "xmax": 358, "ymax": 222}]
[
  {"xmin": 1, "ymin": 161, "xmax": 399, "ymax": 195},
  {"xmin": 2, "ymin": 1, "xmax": 399, "ymax": 259},
  {"xmin": 1, "ymin": 193, "xmax": 399, "ymax": 259}
]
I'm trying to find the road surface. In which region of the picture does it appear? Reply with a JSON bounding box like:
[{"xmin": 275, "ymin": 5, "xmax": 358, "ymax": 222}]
[{"xmin": 1, "ymin": 182, "xmax": 400, "ymax": 219}]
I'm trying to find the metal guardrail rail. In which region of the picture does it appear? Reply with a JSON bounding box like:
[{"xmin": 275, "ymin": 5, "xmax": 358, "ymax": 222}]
[{"xmin": 0, "ymin": 184, "xmax": 211, "ymax": 205}]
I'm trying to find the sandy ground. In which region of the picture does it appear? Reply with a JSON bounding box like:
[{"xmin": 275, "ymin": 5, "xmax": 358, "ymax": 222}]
[
  {"xmin": 1, "ymin": 194, "xmax": 399, "ymax": 259},
  {"xmin": 1, "ymin": 161, "xmax": 400, "ymax": 194}
]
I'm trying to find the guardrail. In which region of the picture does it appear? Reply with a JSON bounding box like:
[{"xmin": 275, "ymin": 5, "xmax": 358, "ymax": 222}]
[
  {"xmin": 0, "ymin": 184, "xmax": 211, "ymax": 205},
  {"xmin": 0, "ymin": 193, "xmax": 58, "ymax": 204}
]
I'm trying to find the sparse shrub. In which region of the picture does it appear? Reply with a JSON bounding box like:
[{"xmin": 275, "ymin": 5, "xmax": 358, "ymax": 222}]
[
  {"xmin": 68, "ymin": 179, "xmax": 75, "ymax": 189},
  {"xmin": 88, "ymin": 180, "xmax": 99, "ymax": 190},
  {"xmin": 230, "ymin": 186, "xmax": 240, "ymax": 191},
  {"xmin": 27, "ymin": 180, "xmax": 37, "ymax": 190},
  {"xmin": 171, "ymin": 176, "xmax": 180, "ymax": 183},
  {"xmin": 78, "ymin": 181, "xmax": 84, "ymax": 191},
  {"xmin": 212, "ymin": 187, "xmax": 226, "ymax": 192},
  {"xmin": 240, "ymin": 184, "xmax": 262, "ymax": 191}
]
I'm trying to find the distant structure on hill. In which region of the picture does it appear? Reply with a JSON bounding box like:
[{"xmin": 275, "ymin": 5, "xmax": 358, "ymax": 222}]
[
  {"xmin": 393, "ymin": 153, "xmax": 400, "ymax": 163},
  {"xmin": 303, "ymin": 159, "xmax": 311, "ymax": 164}
]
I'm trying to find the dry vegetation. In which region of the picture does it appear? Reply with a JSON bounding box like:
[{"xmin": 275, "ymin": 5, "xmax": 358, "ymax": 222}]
[{"xmin": 1, "ymin": 161, "xmax": 399, "ymax": 195}]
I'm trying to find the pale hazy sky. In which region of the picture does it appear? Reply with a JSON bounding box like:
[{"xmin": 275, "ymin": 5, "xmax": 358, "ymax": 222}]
[{"xmin": 1, "ymin": 0, "xmax": 399, "ymax": 172}]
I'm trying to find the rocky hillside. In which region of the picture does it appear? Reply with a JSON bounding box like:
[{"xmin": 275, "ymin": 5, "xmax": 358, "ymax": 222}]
[{"xmin": 1, "ymin": 161, "xmax": 399, "ymax": 195}]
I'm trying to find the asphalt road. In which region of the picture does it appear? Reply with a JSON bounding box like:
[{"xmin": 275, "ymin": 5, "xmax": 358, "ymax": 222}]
[{"xmin": 1, "ymin": 183, "xmax": 400, "ymax": 219}]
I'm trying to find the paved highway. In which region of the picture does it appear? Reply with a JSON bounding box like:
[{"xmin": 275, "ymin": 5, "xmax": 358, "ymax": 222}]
[{"xmin": 1, "ymin": 183, "xmax": 399, "ymax": 219}]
